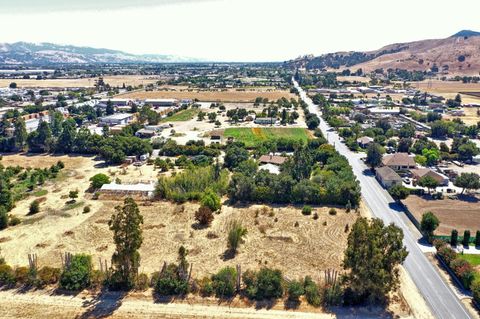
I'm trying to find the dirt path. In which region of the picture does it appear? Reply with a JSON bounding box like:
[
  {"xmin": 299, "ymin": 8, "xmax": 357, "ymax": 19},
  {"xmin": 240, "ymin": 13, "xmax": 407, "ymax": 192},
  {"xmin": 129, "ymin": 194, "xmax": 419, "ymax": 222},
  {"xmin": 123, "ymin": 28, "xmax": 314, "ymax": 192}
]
[{"xmin": 0, "ymin": 290, "xmax": 401, "ymax": 319}]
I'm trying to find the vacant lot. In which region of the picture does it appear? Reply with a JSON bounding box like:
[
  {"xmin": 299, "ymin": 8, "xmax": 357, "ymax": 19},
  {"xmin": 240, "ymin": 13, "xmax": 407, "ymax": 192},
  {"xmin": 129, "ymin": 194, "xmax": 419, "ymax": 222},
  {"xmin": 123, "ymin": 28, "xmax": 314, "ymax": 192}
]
[
  {"xmin": 117, "ymin": 88, "xmax": 295, "ymax": 102},
  {"xmin": 220, "ymin": 128, "xmax": 311, "ymax": 147},
  {"xmin": 444, "ymin": 106, "xmax": 480, "ymax": 125},
  {"xmin": 402, "ymin": 195, "xmax": 480, "ymax": 235},
  {"xmin": 160, "ymin": 108, "xmax": 199, "ymax": 122},
  {"xmin": 0, "ymin": 75, "xmax": 160, "ymax": 88}
]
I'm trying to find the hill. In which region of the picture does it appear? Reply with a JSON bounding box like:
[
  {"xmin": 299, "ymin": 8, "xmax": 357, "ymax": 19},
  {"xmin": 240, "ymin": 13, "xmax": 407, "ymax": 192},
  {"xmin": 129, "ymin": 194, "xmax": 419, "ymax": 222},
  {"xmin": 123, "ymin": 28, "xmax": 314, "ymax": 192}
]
[
  {"xmin": 288, "ymin": 30, "xmax": 480, "ymax": 76},
  {"xmin": 0, "ymin": 42, "xmax": 200, "ymax": 65}
]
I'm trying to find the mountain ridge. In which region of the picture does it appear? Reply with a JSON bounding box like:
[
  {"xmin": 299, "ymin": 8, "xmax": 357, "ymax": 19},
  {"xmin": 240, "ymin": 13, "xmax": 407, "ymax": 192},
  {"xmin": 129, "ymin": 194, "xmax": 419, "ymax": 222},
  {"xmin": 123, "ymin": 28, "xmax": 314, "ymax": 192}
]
[{"xmin": 0, "ymin": 42, "xmax": 201, "ymax": 65}]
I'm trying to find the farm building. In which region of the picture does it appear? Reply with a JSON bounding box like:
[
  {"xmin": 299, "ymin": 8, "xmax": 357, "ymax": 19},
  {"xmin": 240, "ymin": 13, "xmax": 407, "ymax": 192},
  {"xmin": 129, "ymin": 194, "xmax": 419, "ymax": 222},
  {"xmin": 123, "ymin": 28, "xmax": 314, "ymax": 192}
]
[
  {"xmin": 376, "ymin": 166, "xmax": 402, "ymax": 189},
  {"xmin": 382, "ymin": 153, "xmax": 416, "ymax": 171},
  {"xmin": 99, "ymin": 98, "xmax": 131, "ymax": 106},
  {"xmin": 99, "ymin": 182, "xmax": 156, "ymax": 198},
  {"xmin": 99, "ymin": 113, "xmax": 134, "ymax": 126},
  {"xmin": 411, "ymin": 168, "xmax": 449, "ymax": 186},
  {"xmin": 145, "ymin": 99, "xmax": 178, "ymax": 107},
  {"xmin": 254, "ymin": 117, "xmax": 277, "ymax": 125}
]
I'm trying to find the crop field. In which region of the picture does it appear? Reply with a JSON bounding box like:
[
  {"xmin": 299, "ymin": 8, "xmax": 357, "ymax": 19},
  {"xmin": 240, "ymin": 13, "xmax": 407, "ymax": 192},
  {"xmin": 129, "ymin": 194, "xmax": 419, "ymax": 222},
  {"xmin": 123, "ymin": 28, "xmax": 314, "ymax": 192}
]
[
  {"xmin": 402, "ymin": 195, "xmax": 480, "ymax": 235},
  {"xmin": 0, "ymin": 75, "xmax": 160, "ymax": 88},
  {"xmin": 221, "ymin": 127, "xmax": 310, "ymax": 147},
  {"xmin": 160, "ymin": 108, "xmax": 199, "ymax": 122},
  {"xmin": 117, "ymin": 88, "xmax": 295, "ymax": 102}
]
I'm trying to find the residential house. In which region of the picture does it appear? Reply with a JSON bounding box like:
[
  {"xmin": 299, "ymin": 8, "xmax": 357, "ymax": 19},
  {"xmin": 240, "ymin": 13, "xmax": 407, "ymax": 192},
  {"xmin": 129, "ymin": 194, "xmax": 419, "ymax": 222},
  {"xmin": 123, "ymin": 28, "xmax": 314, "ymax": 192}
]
[
  {"xmin": 99, "ymin": 113, "xmax": 134, "ymax": 126},
  {"xmin": 382, "ymin": 153, "xmax": 416, "ymax": 171},
  {"xmin": 357, "ymin": 136, "xmax": 374, "ymax": 148},
  {"xmin": 410, "ymin": 168, "xmax": 449, "ymax": 186},
  {"xmin": 376, "ymin": 166, "xmax": 402, "ymax": 188},
  {"xmin": 258, "ymin": 154, "xmax": 287, "ymax": 165}
]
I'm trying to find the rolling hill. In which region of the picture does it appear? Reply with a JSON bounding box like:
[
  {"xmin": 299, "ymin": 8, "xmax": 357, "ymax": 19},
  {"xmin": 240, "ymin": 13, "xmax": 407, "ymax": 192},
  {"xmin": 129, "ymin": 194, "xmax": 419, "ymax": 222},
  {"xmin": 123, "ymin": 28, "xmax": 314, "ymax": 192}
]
[
  {"xmin": 288, "ymin": 30, "xmax": 480, "ymax": 76},
  {"xmin": 0, "ymin": 42, "xmax": 200, "ymax": 65}
]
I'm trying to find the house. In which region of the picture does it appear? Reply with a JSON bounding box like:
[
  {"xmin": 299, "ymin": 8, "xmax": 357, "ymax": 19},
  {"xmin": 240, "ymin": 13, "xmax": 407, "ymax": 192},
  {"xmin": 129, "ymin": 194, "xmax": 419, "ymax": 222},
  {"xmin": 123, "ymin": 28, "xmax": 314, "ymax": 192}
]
[
  {"xmin": 382, "ymin": 153, "xmax": 416, "ymax": 171},
  {"xmin": 357, "ymin": 136, "xmax": 374, "ymax": 148},
  {"xmin": 410, "ymin": 168, "xmax": 449, "ymax": 186},
  {"xmin": 135, "ymin": 128, "xmax": 157, "ymax": 138},
  {"xmin": 254, "ymin": 117, "xmax": 277, "ymax": 125},
  {"xmin": 376, "ymin": 166, "xmax": 402, "ymax": 188},
  {"xmin": 99, "ymin": 98, "xmax": 131, "ymax": 106},
  {"xmin": 99, "ymin": 113, "xmax": 134, "ymax": 126},
  {"xmin": 258, "ymin": 154, "xmax": 287, "ymax": 165}
]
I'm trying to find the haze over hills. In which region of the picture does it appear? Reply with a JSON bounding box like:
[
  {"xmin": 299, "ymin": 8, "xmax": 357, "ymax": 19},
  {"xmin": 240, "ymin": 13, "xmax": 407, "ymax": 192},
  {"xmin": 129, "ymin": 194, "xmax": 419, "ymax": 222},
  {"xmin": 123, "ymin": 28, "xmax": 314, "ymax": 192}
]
[
  {"xmin": 0, "ymin": 42, "xmax": 201, "ymax": 65},
  {"xmin": 288, "ymin": 30, "xmax": 480, "ymax": 76}
]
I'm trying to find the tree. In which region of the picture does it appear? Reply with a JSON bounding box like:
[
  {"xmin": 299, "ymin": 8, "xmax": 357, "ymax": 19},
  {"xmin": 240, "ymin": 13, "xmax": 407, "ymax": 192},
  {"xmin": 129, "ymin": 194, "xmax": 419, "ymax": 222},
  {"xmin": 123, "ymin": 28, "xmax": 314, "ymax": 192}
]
[
  {"xmin": 343, "ymin": 217, "xmax": 408, "ymax": 304},
  {"xmin": 9, "ymin": 82, "xmax": 17, "ymax": 89},
  {"xmin": 109, "ymin": 197, "xmax": 144, "ymax": 289},
  {"xmin": 365, "ymin": 143, "xmax": 383, "ymax": 169},
  {"xmin": 227, "ymin": 220, "xmax": 247, "ymax": 255},
  {"xmin": 306, "ymin": 113, "xmax": 320, "ymax": 130},
  {"xmin": 208, "ymin": 112, "xmax": 217, "ymax": 122},
  {"xmin": 57, "ymin": 119, "xmax": 77, "ymax": 153},
  {"xmin": 0, "ymin": 206, "xmax": 8, "ymax": 230},
  {"xmin": 106, "ymin": 100, "xmax": 115, "ymax": 115},
  {"xmin": 29, "ymin": 200, "xmax": 40, "ymax": 215},
  {"xmin": 59, "ymin": 254, "xmax": 92, "ymax": 291},
  {"xmin": 68, "ymin": 190, "xmax": 79, "ymax": 202},
  {"xmin": 287, "ymin": 280, "xmax": 305, "ymax": 302},
  {"xmin": 417, "ymin": 175, "xmax": 439, "ymax": 194},
  {"xmin": 201, "ymin": 189, "xmax": 221, "ymax": 211},
  {"xmin": 212, "ymin": 267, "xmax": 237, "ymax": 298},
  {"xmin": 451, "ymin": 229, "xmax": 458, "ymax": 246},
  {"xmin": 454, "ymin": 173, "xmax": 480, "ymax": 194},
  {"xmin": 89, "ymin": 173, "xmax": 111, "ymax": 190},
  {"xmin": 388, "ymin": 185, "xmax": 410, "ymax": 201},
  {"xmin": 463, "ymin": 230, "xmax": 471, "ymax": 246},
  {"xmin": 420, "ymin": 211, "xmax": 439, "ymax": 242},
  {"xmin": 224, "ymin": 145, "xmax": 249, "ymax": 169},
  {"xmin": 13, "ymin": 116, "xmax": 27, "ymax": 151},
  {"xmin": 475, "ymin": 231, "xmax": 480, "ymax": 248}
]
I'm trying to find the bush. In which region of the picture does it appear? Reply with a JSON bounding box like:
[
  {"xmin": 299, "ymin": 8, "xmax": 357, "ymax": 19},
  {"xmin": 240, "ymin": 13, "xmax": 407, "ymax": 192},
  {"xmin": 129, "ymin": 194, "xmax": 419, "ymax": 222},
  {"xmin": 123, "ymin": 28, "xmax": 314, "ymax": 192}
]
[
  {"xmin": 37, "ymin": 266, "xmax": 61, "ymax": 288},
  {"xmin": 0, "ymin": 263, "xmax": 15, "ymax": 286},
  {"xmin": 90, "ymin": 269, "xmax": 106, "ymax": 289},
  {"xmin": 198, "ymin": 276, "xmax": 214, "ymax": 297},
  {"xmin": 195, "ymin": 206, "xmax": 214, "ymax": 226},
  {"xmin": 328, "ymin": 208, "xmax": 337, "ymax": 215},
  {"xmin": 135, "ymin": 273, "xmax": 149, "ymax": 291},
  {"xmin": 287, "ymin": 280, "xmax": 305, "ymax": 302},
  {"xmin": 243, "ymin": 268, "xmax": 283, "ymax": 300},
  {"xmin": 227, "ymin": 220, "xmax": 247, "ymax": 255},
  {"xmin": 60, "ymin": 254, "xmax": 92, "ymax": 291},
  {"xmin": 304, "ymin": 276, "xmax": 322, "ymax": 307},
  {"xmin": 437, "ymin": 245, "xmax": 457, "ymax": 265},
  {"xmin": 450, "ymin": 258, "xmax": 475, "ymax": 289},
  {"xmin": 463, "ymin": 230, "xmax": 471, "ymax": 246},
  {"xmin": 14, "ymin": 266, "xmax": 30, "ymax": 285},
  {"xmin": 201, "ymin": 189, "xmax": 221, "ymax": 211},
  {"xmin": 29, "ymin": 200, "xmax": 40, "ymax": 215},
  {"xmin": 89, "ymin": 173, "xmax": 111, "ymax": 190},
  {"xmin": 154, "ymin": 264, "xmax": 189, "ymax": 295},
  {"xmin": 472, "ymin": 280, "xmax": 480, "ymax": 304},
  {"xmin": 83, "ymin": 206, "xmax": 91, "ymax": 214},
  {"xmin": 302, "ymin": 205, "xmax": 312, "ymax": 216},
  {"xmin": 8, "ymin": 215, "xmax": 21, "ymax": 226},
  {"xmin": 212, "ymin": 267, "xmax": 237, "ymax": 298}
]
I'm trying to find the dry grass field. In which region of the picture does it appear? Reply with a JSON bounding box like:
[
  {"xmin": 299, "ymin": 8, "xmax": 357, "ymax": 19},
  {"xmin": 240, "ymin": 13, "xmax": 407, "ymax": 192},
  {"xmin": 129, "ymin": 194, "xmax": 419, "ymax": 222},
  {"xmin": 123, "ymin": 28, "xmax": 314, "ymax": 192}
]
[
  {"xmin": 402, "ymin": 195, "xmax": 480, "ymax": 235},
  {"xmin": 117, "ymin": 88, "xmax": 295, "ymax": 102},
  {"xmin": 0, "ymin": 75, "xmax": 160, "ymax": 88}
]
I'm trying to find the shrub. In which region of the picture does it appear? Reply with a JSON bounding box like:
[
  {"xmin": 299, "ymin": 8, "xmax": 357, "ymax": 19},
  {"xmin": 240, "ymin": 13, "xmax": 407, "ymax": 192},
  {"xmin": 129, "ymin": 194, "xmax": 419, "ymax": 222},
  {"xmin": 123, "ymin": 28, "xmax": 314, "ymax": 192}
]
[
  {"xmin": 212, "ymin": 267, "xmax": 237, "ymax": 298},
  {"xmin": 420, "ymin": 211, "xmax": 439, "ymax": 242},
  {"xmin": 227, "ymin": 220, "xmax": 247, "ymax": 255},
  {"xmin": 8, "ymin": 215, "xmax": 21, "ymax": 226},
  {"xmin": 304, "ymin": 276, "xmax": 322, "ymax": 307},
  {"xmin": 60, "ymin": 254, "xmax": 92, "ymax": 291},
  {"xmin": 37, "ymin": 266, "xmax": 61, "ymax": 288},
  {"xmin": 287, "ymin": 280, "xmax": 305, "ymax": 302},
  {"xmin": 89, "ymin": 173, "xmax": 111, "ymax": 190},
  {"xmin": 450, "ymin": 258, "xmax": 475, "ymax": 289},
  {"xmin": 313, "ymin": 213, "xmax": 319, "ymax": 220},
  {"xmin": 244, "ymin": 268, "xmax": 283, "ymax": 300},
  {"xmin": 476, "ymin": 231, "xmax": 480, "ymax": 248},
  {"xmin": 14, "ymin": 266, "xmax": 30, "ymax": 285},
  {"xmin": 463, "ymin": 230, "xmax": 471, "ymax": 246},
  {"xmin": 90, "ymin": 270, "xmax": 106, "ymax": 289},
  {"xmin": 154, "ymin": 264, "xmax": 189, "ymax": 295},
  {"xmin": 201, "ymin": 189, "xmax": 221, "ymax": 211},
  {"xmin": 135, "ymin": 273, "xmax": 149, "ymax": 291},
  {"xmin": 83, "ymin": 206, "xmax": 91, "ymax": 214},
  {"xmin": 328, "ymin": 208, "xmax": 337, "ymax": 215},
  {"xmin": 451, "ymin": 229, "xmax": 458, "ymax": 246},
  {"xmin": 195, "ymin": 206, "xmax": 214, "ymax": 226},
  {"xmin": 437, "ymin": 245, "xmax": 457, "ymax": 265},
  {"xmin": 198, "ymin": 276, "xmax": 214, "ymax": 297},
  {"xmin": 0, "ymin": 263, "xmax": 15, "ymax": 286},
  {"xmin": 29, "ymin": 200, "xmax": 40, "ymax": 215},
  {"xmin": 472, "ymin": 280, "xmax": 480, "ymax": 304},
  {"xmin": 302, "ymin": 205, "xmax": 312, "ymax": 216}
]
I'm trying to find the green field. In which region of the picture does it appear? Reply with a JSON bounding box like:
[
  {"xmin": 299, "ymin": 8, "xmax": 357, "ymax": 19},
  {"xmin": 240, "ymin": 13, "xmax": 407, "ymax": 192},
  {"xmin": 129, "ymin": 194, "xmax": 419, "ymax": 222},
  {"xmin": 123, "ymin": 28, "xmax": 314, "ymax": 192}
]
[
  {"xmin": 222, "ymin": 127, "xmax": 310, "ymax": 147},
  {"xmin": 161, "ymin": 108, "xmax": 199, "ymax": 122}
]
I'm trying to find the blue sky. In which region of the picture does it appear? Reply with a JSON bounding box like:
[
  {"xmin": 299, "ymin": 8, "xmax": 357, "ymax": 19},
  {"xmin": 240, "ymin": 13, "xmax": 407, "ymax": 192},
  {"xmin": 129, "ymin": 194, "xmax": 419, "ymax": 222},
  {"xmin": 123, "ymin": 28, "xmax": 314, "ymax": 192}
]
[{"xmin": 1, "ymin": 0, "xmax": 479, "ymax": 61}]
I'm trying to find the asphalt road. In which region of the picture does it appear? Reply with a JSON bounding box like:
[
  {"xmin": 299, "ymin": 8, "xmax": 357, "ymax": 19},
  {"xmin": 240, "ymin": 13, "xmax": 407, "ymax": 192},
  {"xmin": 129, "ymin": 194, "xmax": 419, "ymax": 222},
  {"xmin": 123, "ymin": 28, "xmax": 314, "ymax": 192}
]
[{"xmin": 293, "ymin": 79, "xmax": 472, "ymax": 319}]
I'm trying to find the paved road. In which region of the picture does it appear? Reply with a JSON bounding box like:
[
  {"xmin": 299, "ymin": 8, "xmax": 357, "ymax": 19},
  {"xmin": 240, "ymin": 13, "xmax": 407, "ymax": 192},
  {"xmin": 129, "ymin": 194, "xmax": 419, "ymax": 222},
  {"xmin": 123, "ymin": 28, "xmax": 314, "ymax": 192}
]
[{"xmin": 293, "ymin": 79, "xmax": 472, "ymax": 319}]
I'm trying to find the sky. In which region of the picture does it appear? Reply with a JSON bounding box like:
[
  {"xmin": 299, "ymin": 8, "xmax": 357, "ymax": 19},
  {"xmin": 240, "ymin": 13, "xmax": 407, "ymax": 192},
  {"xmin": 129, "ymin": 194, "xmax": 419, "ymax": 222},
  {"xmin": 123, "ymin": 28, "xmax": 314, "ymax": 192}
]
[{"xmin": 0, "ymin": 0, "xmax": 480, "ymax": 62}]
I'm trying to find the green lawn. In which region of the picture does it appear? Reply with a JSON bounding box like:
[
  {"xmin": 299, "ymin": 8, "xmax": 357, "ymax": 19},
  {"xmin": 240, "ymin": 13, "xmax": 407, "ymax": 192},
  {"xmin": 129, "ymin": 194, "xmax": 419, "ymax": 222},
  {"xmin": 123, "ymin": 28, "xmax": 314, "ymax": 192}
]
[
  {"xmin": 223, "ymin": 127, "xmax": 310, "ymax": 147},
  {"xmin": 458, "ymin": 254, "xmax": 480, "ymax": 266},
  {"xmin": 161, "ymin": 108, "xmax": 199, "ymax": 122}
]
